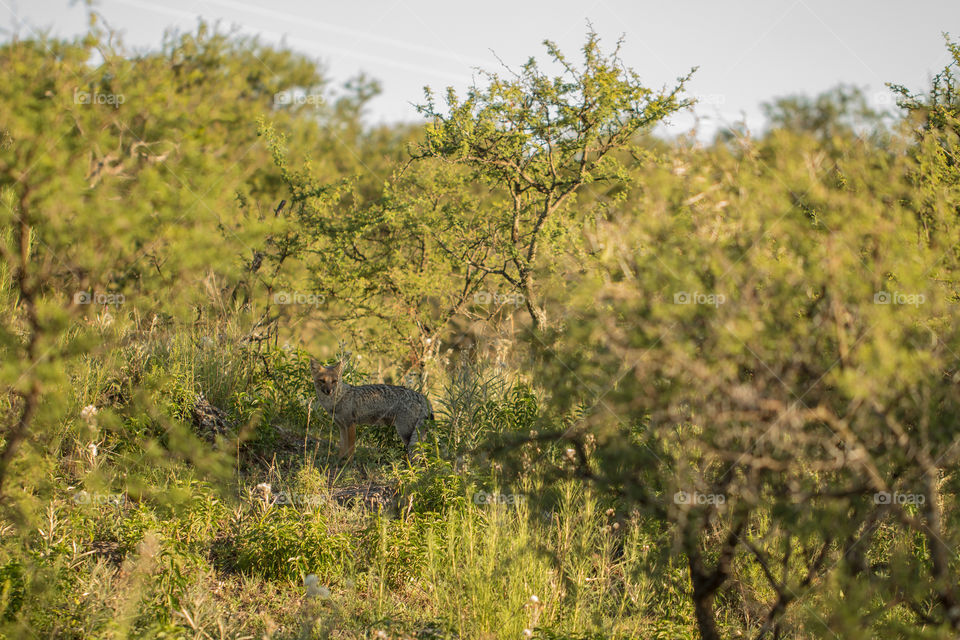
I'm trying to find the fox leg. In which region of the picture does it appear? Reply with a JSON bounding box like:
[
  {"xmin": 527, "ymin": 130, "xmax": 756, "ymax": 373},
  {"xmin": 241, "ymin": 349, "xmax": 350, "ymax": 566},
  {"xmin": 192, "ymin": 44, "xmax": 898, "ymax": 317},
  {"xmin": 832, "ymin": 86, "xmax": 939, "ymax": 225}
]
[
  {"xmin": 405, "ymin": 414, "xmax": 430, "ymax": 459},
  {"xmin": 338, "ymin": 423, "xmax": 357, "ymax": 459},
  {"xmin": 347, "ymin": 424, "xmax": 356, "ymax": 457},
  {"xmin": 406, "ymin": 424, "xmax": 420, "ymax": 453}
]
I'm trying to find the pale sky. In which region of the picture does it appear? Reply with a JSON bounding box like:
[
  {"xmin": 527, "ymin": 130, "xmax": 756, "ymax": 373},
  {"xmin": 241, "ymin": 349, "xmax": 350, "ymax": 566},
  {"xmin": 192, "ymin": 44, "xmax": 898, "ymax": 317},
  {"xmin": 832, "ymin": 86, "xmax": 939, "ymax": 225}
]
[{"xmin": 5, "ymin": 0, "xmax": 960, "ymax": 137}]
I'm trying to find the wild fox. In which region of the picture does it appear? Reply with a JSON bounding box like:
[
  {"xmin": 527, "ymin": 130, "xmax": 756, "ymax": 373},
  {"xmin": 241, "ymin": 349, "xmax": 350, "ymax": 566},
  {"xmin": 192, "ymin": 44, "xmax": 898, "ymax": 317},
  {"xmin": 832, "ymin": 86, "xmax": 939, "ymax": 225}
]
[{"xmin": 309, "ymin": 359, "xmax": 433, "ymax": 459}]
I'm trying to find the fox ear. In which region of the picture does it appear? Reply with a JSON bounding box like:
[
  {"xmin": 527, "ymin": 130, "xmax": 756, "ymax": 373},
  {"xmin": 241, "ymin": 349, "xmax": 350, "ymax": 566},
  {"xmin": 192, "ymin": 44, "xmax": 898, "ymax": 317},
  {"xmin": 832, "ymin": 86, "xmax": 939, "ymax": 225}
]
[{"xmin": 332, "ymin": 360, "xmax": 344, "ymax": 375}]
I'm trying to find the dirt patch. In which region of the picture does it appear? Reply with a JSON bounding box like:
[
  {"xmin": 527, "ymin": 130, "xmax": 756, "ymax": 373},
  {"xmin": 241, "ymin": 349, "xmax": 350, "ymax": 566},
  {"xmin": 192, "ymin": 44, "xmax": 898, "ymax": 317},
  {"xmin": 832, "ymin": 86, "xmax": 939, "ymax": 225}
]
[{"xmin": 329, "ymin": 483, "xmax": 396, "ymax": 510}]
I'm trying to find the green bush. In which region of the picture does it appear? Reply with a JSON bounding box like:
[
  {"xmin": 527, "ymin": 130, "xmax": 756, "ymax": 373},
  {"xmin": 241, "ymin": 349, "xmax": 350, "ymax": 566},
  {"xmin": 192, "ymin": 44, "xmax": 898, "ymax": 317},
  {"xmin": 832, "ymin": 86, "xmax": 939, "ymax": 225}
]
[
  {"xmin": 0, "ymin": 561, "xmax": 24, "ymax": 621},
  {"xmin": 395, "ymin": 455, "xmax": 468, "ymax": 515},
  {"xmin": 233, "ymin": 507, "xmax": 350, "ymax": 582},
  {"xmin": 359, "ymin": 514, "xmax": 441, "ymax": 589}
]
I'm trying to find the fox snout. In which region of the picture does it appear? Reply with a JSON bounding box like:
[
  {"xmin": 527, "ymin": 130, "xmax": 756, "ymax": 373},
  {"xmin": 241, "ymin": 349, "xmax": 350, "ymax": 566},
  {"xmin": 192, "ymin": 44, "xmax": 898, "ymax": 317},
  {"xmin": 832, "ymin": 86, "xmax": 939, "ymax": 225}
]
[{"xmin": 317, "ymin": 381, "xmax": 335, "ymax": 395}]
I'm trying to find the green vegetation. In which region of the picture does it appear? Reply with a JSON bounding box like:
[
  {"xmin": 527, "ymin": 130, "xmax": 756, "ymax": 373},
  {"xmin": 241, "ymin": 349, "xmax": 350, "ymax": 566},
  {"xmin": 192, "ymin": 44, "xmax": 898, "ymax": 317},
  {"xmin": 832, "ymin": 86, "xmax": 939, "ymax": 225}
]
[{"xmin": 3, "ymin": 11, "xmax": 960, "ymax": 639}]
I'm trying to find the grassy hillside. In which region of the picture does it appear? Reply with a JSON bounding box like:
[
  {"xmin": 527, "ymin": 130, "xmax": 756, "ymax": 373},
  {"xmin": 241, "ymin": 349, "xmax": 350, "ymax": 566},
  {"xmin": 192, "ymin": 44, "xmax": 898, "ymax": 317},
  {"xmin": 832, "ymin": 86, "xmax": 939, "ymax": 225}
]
[{"xmin": 3, "ymin": 13, "xmax": 960, "ymax": 640}]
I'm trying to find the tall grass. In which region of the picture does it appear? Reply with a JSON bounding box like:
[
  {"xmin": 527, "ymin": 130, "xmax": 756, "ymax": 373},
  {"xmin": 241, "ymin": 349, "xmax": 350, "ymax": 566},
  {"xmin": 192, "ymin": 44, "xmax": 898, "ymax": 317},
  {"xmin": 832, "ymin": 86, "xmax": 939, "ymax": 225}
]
[{"xmin": 1, "ymin": 321, "xmax": 692, "ymax": 639}]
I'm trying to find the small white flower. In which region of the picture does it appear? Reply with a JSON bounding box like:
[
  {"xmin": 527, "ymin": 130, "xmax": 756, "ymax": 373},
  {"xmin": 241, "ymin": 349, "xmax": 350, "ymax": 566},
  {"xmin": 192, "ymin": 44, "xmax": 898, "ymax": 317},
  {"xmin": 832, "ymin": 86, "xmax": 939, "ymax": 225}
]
[
  {"xmin": 87, "ymin": 443, "xmax": 98, "ymax": 458},
  {"xmin": 528, "ymin": 594, "xmax": 540, "ymax": 604},
  {"xmin": 523, "ymin": 629, "xmax": 533, "ymax": 638},
  {"xmin": 80, "ymin": 405, "xmax": 98, "ymax": 423},
  {"xmin": 374, "ymin": 630, "xmax": 388, "ymax": 639},
  {"xmin": 565, "ymin": 448, "xmax": 576, "ymax": 460}
]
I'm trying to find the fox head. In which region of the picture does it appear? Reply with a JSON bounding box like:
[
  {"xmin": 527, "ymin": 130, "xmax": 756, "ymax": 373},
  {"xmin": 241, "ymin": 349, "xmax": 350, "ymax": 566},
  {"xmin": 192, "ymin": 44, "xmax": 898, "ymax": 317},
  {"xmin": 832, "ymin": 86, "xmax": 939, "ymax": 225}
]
[{"xmin": 310, "ymin": 359, "xmax": 343, "ymax": 396}]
